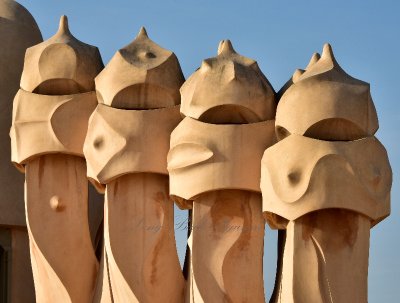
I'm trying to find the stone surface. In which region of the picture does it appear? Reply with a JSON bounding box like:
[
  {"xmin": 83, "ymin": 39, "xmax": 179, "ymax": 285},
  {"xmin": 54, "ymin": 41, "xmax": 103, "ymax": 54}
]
[
  {"xmin": 86, "ymin": 27, "xmax": 185, "ymax": 302},
  {"xmin": 0, "ymin": 1, "xmax": 42, "ymax": 301},
  {"xmin": 274, "ymin": 210, "xmax": 371, "ymax": 303},
  {"xmin": 0, "ymin": 0, "xmax": 42, "ymax": 227},
  {"xmin": 2, "ymin": 8, "xmax": 392, "ymax": 300},
  {"xmin": 168, "ymin": 117, "xmax": 276, "ymax": 206},
  {"xmin": 263, "ymin": 44, "xmax": 392, "ymax": 303},
  {"xmin": 169, "ymin": 40, "xmax": 276, "ymax": 302},
  {"xmin": 20, "ymin": 16, "xmax": 103, "ymax": 95},
  {"xmin": 262, "ymin": 134, "xmax": 391, "ymax": 226},
  {"xmin": 95, "ymin": 27, "xmax": 184, "ymax": 109},
  {"xmin": 10, "ymin": 15, "xmax": 104, "ymax": 302},
  {"xmin": 84, "ymin": 104, "xmax": 181, "ymax": 192},
  {"xmin": 188, "ymin": 190, "xmax": 265, "ymax": 302},
  {"xmin": 275, "ymin": 44, "xmax": 378, "ymax": 141},
  {"xmin": 25, "ymin": 155, "xmax": 98, "ymax": 303},
  {"xmin": 104, "ymin": 174, "xmax": 184, "ymax": 302},
  {"xmin": 180, "ymin": 40, "xmax": 275, "ymax": 124},
  {"xmin": 11, "ymin": 90, "xmax": 97, "ymax": 170},
  {"xmin": 9, "ymin": 228, "xmax": 35, "ymax": 303}
]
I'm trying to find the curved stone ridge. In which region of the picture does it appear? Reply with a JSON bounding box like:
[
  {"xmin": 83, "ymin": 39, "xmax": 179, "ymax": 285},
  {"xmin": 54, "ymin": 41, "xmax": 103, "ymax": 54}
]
[
  {"xmin": 180, "ymin": 40, "xmax": 276, "ymax": 123},
  {"xmin": 83, "ymin": 104, "xmax": 182, "ymax": 191},
  {"xmin": 168, "ymin": 117, "xmax": 276, "ymax": 206},
  {"xmin": 20, "ymin": 15, "xmax": 104, "ymax": 94},
  {"xmin": 11, "ymin": 90, "xmax": 97, "ymax": 171},
  {"xmin": 276, "ymin": 43, "xmax": 378, "ymax": 141},
  {"xmin": 261, "ymin": 134, "xmax": 391, "ymax": 226},
  {"xmin": 95, "ymin": 27, "xmax": 184, "ymax": 109}
]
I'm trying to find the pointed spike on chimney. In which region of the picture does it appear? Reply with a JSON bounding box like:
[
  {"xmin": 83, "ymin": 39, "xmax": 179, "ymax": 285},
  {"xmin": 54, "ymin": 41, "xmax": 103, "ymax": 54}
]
[
  {"xmin": 137, "ymin": 26, "xmax": 149, "ymax": 39},
  {"xmin": 306, "ymin": 52, "xmax": 321, "ymax": 69},
  {"xmin": 201, "ymin": 59, "xmax": 212, "ymax": 70},
  {"xmin": 58, "ymin": 15, "xmax": 70, "ymax": 35},
  {"xmin": 321, "ymin": 43, "xmax": 336, "ymax": 62},
  {"xmin": 217, "ymin": 40, "xmax": 224, "ymax": 55},
  {"xmin": 292, "ymin": 69, "xmax": 305, "ymax": 83},
  {"xmin": 217, "ymin": 39, "xmax": 236, "ymax": 55}
]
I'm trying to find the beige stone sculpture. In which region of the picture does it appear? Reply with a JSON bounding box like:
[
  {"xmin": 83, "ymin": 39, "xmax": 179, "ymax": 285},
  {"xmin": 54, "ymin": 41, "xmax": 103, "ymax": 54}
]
[
  {"xmin": 262, "ymin": 44, "xmax": 392, "ymax": 303},
  {"xmin": 10, "ymin": 16, "xmax": 104, "ymax": 303},
  {"xmin": 0, "ymin": 0, "xmax": 42, "ymax": 301},
  {"xmin": 168, "ymin": 40, "xmax": 276, "ymax": 302},
  {"xmin": 84, "ymin": 27, "xmax": 185, "ymax": 302},
  {"xmin": 3, "ymin": 9, "xmax": 391, "ymax": 301}
]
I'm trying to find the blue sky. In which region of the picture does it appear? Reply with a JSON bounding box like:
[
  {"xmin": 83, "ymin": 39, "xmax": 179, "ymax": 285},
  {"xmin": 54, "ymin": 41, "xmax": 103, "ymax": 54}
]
[{"xmin": 18, "ymin": 0, "xmax": 399, "ymax": 301}]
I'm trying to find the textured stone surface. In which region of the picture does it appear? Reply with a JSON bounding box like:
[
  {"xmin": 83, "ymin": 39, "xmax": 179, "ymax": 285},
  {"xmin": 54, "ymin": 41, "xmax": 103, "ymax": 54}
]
[
  {"xmin": 0, "ymin": 0, "xmax": 42, "ymax": 227},
  {"xmin": 20, "ymin": 16, "xmax": 103, "ymax": 95},
  {"xmin": 95, "ymin": 27, "xmax": 184, "ymax": 109},
  {"xmin": 170, "ymin": 40, "xmax": 276, "ymax": 302},
  {"xmin": 180, "ymin": 40, "xmax": 275, "ymax": 123},
  {"xmin": 87, "ymin": 27, "xmax": 185, "ymax": 302},
  {"xmin": 84, "ymin": 104, "xmax": 181, "ymax": 191},
  {"xmin": 11, "ymin": 15, "xmax": 104, "ymax": 302},
  {"xmin": 263, "ymin": 44, "xmax": 392, "ymax": 303},
  {"xmin": 168, "ymin": 117, "xmax": 275, "ymax": 205}
]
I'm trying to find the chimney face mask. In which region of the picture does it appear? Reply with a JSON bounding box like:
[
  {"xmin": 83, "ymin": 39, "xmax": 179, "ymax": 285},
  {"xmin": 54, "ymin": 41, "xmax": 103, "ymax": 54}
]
[
  {"xmin": 261, "ymin": 134, "xmax": 392, "ymax": 226},
  {"xmin": 168, "ymin": 117, "xmax": 276, "ymax": 202},
  {"xmin": 84, "ymin": 104, "xmax": 182, "ymax": 191}
]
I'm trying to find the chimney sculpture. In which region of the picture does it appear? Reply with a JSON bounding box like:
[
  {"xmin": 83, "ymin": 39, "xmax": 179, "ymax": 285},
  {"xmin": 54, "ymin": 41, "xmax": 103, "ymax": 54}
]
[
  {"xmin": 168, "ymin": 40, "xmax": 276, "ymax": 302},
  {"xmin": 10, "ymin": 16, "xmax": 104, "ymax": 302},
  {"xmin": 0, "ymin": 0, "xmax": 42, "ymax": 301},
  {"xmin": 83, "ymin": 28, "xmax": 185, "ymax": 302},
  {"xmin": 262, "ymin": 44, "xmax": 392, "ymax": 302}
]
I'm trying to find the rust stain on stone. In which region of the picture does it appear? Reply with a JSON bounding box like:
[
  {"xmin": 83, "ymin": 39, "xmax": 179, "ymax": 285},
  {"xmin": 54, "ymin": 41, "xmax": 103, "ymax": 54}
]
[{"xmin": 301, "ymin": 209, "xmax": 359, "ymax": 251}]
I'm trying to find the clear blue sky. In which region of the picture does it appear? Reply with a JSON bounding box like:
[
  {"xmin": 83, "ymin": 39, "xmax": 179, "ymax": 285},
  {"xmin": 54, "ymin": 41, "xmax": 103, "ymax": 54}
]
[{"xmin": 18, "ymin": 0, "xmax": 399, "ymax": 301}]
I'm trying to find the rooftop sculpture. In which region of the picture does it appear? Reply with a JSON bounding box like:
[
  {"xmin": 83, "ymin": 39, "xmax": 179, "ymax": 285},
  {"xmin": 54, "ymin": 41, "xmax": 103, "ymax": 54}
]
[
  {"xmin": 11, "ymin": 15, "xmax": 104, "ymax": 303},
  {"xmin": 168, "ymin": 40, "xmax": 276, "ymax": 302},
  {"xmin": 262, "ymin": 44, "xmax": 391, "ymax": 303},
  {"xmin": 84, "ymin": 27, "xmax": 185, "ymax": 302},
  {"xmin": 3, "ymin": 3, "xmax": 393, "ymax": 302}
]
